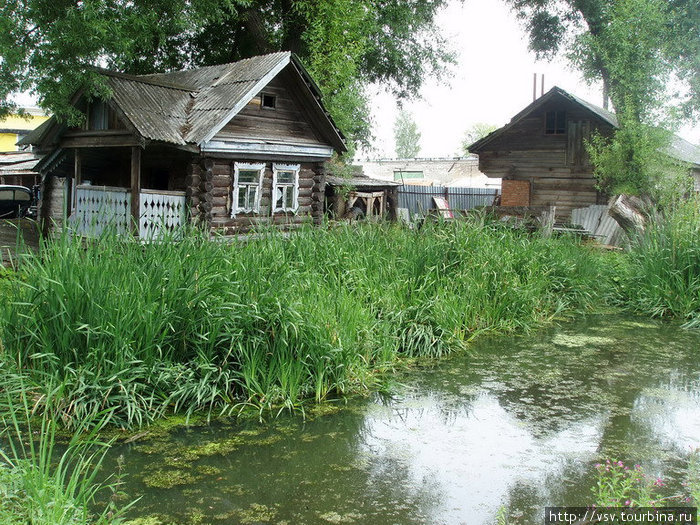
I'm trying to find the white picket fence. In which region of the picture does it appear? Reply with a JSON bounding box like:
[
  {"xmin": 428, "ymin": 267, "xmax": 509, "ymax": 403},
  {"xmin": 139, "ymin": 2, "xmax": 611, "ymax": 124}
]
[{"xmin": 72, "ymin": 185, "xmax": 186, "ymax": 239}]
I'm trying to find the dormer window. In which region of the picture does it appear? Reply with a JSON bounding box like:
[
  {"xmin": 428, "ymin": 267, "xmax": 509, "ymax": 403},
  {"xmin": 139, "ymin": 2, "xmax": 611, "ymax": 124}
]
[
  {"xmin": 545, "ymin": 111, "xmax": 566, "ymax": 135},
  {"xmin": 261, "ymin": 93, "xmax": 277, "ymax": 109}
]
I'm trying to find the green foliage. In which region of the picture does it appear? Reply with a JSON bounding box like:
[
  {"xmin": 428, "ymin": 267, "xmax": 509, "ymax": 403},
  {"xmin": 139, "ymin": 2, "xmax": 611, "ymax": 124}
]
[
  {"xmin": 494, "ymin": 505, "xmax": 510, "ymax": 525},
  {"xmin": 461, "ymin": 122, "xmax": 498, "ymax": 155},
  {"xmin": 617, "ymin": 198, "xmax": 700, "ymax": 328},
  {"xmin": 0, "ymin": 0, "xmax": 454, "ymax": 148},
  {"xmin": 0, "ymin": 0, "xmax": 239, "ymax": 125},
  {"xmin": 0, "ymin": 220, "xmax": 611, "ymax": 429},
  {"xmin": 593, "ymin": 459, "xmax": 672, "ymax": 507},
  {"xmin": 505, "ymin": 0, "xmax": 699, "ymax": 120},
  {"xmin": 394, "ymin": 110, "xmax": 421, "ymax": 158},
  {"xmin": 0, "ymin": 383, "xmax": 128, "ymax": 524},
  {"xmin": 587, "ymin": 123, "xmax": 690, "ymax": 201},
  {"xmin": 570, "ymin": 0, "xmax": 675, "ymax": 126},
  {"xmin": 509, "ymin": 0, "xmax": 698, "ymax": 198}
]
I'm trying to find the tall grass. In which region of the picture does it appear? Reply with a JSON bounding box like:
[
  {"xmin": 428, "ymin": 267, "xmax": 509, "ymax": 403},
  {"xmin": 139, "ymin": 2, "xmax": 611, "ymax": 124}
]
[
  {"xmin": 619, "ymin": 198, "xmax": 700, "ymax": 328},
  {"xmin": 0, "ymin": 217, "xmax": 612, "ymax": 428},
  {"xmin": 0, "ymin": 380, "xmax": 127, "ymax": 524}
]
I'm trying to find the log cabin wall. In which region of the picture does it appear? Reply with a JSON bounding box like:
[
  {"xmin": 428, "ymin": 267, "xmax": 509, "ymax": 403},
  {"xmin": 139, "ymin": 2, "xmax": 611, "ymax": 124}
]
[
  {"xmin": 476, "ymin": 99, "xmax": 613, "ymax": 219},
  {"xmin": 38, "ymin": 175, "xmax": 66, "ymax": 234},
  {"xmin": 203, "ymin": 158, "xmax": 325, "ymax": 235}
]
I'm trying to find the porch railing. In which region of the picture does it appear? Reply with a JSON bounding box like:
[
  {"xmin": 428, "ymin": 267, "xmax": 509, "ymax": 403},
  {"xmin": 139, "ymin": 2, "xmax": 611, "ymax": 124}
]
[{"xmin": 72, "ymin": 185, "xmax": 186, "ymax": 239}]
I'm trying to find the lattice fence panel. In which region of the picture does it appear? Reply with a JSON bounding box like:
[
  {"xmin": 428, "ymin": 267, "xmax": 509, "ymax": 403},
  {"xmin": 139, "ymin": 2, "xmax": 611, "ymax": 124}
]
[{"xmin": 139, "ymin": 191, "xmax": 186, "ymax": 240}]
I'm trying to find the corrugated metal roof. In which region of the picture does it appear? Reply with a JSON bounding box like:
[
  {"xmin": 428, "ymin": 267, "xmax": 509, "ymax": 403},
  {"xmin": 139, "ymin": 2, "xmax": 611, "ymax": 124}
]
[
  {"xmin": 0, "ymin": 152, "xmax": 41, "ymax": 175},
  {"xmin": 667, "ymin": 135, "xmax": 700, "ymax": 166},
  {"xmin": 0, "ymin": 152, "xmax": 37, "ymax": 165},
  {"xmin": 107, "ymin": 76, "xmax": 191, "ymax": 144},
  {"xmin": 104, "ymin": 52, "xmax": 293, "ymax": 145},
  {"xmin": 326, "ymin": 174, "xmax": 401, "ymax": 188},
  {"xmin": 23, "ymin": 52, "xmax": 346, "ymax": 152}
]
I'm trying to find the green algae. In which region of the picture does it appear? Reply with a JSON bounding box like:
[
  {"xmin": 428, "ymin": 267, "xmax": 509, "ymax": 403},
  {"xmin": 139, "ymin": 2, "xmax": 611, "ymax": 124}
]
[
  {"xmin": 232, "ymin": 503, "xmax": 278, "ymax": 524},
  {"xmin": 551, "ymin": 333, "xmax": 616, "ymax": 348},
  {"xmin": 318, "ymin": 511, "xmax": 365, "ymax": 523},
  {"xmin": 194, "ymin": 464, "xmax": 223, "ymax": 476},
  {"xmin": 141, "ymin": 468, "xmax": 200, "ymax": 489},
  {"xmin": 106, "ymin": 315, "xmax": 700, "ymax": 525},
  {"xmin": 123, "ymin": 516, "xmax": 176, "ymax": 525}
]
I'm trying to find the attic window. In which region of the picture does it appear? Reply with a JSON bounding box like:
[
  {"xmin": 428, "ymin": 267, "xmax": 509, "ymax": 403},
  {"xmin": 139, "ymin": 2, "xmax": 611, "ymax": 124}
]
[
  {"xmin": 261, "ymin": 93, "xmax": 277, "ymax": 109},
  {"xmin": 88, "ymin": 100, "xmax": 109, "ymax": 130},
  {"xmin": 545, "ymin": 111, "xmax": 566, "ymax": 135}
]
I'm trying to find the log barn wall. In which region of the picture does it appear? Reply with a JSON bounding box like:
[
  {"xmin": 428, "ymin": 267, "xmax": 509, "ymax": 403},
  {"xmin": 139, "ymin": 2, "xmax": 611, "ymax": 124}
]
[{"xmin": 473, "ymin": 95, "xmax": 613, "ymax": 219}]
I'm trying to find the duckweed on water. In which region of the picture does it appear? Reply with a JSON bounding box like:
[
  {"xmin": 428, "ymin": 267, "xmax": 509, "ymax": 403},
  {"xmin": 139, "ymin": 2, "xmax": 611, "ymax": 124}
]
[
  {"xmin": 551, "ymin": 334, "xmax": 616, "ymax": 347},
  {"xmin": 318, "ymin": 510, "xmax": 365, "ymax": 523},
  {"xmin": 141, "ymin": 468, "xmax": 200, "ymax": 489},
  {"xmin": 124, "ymin": 517, "xmax": 175, "ymax": 525},
  {"xmin": 233, "ymin": 503, "xmax": 278, "ymax": 524}
]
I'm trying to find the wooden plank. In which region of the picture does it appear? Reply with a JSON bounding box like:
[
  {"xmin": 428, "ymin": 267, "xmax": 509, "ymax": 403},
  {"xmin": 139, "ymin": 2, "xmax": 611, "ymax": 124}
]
[
  {"xmin": 130, "ymin": 146, "xmax": 141, "ymax": 235},
  {"xmin": 61, "ymin": 133, "xmax": 142, "ymax": 148}
]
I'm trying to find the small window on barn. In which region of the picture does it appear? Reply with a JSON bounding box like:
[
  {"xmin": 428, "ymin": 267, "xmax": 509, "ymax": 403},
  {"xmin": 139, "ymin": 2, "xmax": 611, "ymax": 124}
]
[
  {"xmin": 272, "ymin": 164, "xmax": 300, "ymax": 212},
  {"xmin": 261, "ymin": 93, "xmax": 277, "ymax": 110},
  {"xmin": 232, "ymin": 162, "xmax": 265, "ymax": 215},
  {"xmin": 545, "ymin": 111, "xmax": 566, "ymax": 135}
]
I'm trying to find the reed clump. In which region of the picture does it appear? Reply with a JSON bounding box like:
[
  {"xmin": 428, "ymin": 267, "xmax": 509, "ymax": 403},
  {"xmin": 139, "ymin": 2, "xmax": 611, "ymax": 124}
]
[
  {"xmin": 618, "ymin": 198, "xmax": 700, "ymax": 328},
  {"xmin": 0, "ymin": 381, "xmax": 128, "ymax": 525},
  {"xmin": 0, "ymin": 218, "xmax": 611, "ymax": 428}
]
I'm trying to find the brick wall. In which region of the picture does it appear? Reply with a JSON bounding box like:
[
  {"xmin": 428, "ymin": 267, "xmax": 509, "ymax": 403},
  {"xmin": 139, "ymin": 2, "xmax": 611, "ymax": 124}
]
[{"xmin": 501, "ymin": 180, "xmax": 530, "ymax": 206}]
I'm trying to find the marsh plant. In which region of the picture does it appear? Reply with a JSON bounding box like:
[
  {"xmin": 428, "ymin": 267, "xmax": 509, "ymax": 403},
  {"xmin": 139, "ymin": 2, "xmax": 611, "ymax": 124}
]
[
  {"xmin": 0, "ymin": 218, "xmax": 611, "ymax": 428},
  {"xmin": 620, "ymin": 198, "xmax": 700, "ymax": 328},
  {"xmin": 594, "ymin": 460, "xmax": 658, "ymax": 507},
  {"xmin": 0, "ymin": 383, "xmax": 128, "ymax": 524}
]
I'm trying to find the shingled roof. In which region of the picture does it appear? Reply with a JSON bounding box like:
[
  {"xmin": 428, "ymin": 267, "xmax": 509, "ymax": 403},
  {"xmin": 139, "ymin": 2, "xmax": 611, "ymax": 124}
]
[{"xmin": 22, "ymin": 52, "xmax": 346, "ymax": 151}]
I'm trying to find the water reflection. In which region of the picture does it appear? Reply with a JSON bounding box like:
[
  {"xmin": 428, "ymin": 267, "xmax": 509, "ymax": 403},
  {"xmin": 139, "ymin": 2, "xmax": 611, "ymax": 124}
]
[{"xmin": 113, "ymin": 315, "xmax": 700, "ymax": 524}]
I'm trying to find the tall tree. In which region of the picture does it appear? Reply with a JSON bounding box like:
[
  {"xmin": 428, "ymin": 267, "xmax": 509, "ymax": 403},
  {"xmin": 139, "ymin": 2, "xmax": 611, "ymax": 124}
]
[
  {"xmin": 504, "ymin": 0, "xmax": 699, "ymax": 119},
  {"xmin": 394, "ymin": 110, "xmax": 421, "ymax": 159},
  {"xmin": 460, "ymin": 122, "xmax": 498, "ymax": 155},
  {"xmin": 0, "ymin": 0, "xmax": 454, "ymax": 151},
  {"xmin": 505, "ymin": 0, "xmax": 699, "ymax": 199}
]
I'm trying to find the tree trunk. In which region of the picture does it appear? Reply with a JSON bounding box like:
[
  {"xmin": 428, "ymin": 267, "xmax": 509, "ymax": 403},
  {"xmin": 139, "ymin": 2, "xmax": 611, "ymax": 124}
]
[{"xmin": 608, "ymin": 195, "xmax": 649, "ymax": 238}]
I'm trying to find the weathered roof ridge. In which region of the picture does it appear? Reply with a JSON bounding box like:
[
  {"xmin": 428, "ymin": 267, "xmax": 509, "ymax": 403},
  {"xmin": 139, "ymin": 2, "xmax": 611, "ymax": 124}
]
[
  {"xmin": 21, "ymin": 51, "xmax": 346, "ymax": 153},
  {"xmin": 469, "ymin": 86, "xmax": 623, "ymax": 153},
  {"xmin": 92, "ymin": 67, "xmax": 195, "ymax": 92}
]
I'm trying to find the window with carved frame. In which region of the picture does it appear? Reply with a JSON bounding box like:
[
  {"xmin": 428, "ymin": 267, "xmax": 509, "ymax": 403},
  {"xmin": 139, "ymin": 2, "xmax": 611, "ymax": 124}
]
[
  {"xmin": 232, "ymin": 162, "xmax": 265, "ymax": 215},
  {"xmin": 272, "ymin": 164, "xmax": 300, "ymax": 213}
]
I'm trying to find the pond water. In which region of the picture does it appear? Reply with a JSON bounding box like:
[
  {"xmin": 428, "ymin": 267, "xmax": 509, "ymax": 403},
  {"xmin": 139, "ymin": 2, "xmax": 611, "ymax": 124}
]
[{"xmin": 111, "ymin": 315, "xmax": 700, "ymax": 524}]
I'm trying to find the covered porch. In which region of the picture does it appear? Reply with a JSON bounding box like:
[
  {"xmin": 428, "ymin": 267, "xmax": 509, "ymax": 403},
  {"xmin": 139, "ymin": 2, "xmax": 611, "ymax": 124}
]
[
  {"xmin": 72, "ymin": 185, "xmax": 186, "ymax": 239},
  {"xmin": 51, "ymin": 141, "xmax": 191, "ymax": 239}
]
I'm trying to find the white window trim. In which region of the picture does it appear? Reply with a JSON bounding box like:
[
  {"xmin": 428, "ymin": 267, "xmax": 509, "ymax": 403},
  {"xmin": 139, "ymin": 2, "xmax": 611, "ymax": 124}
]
[
  {"xmin": 232, "ymin": 162, "xmax": 265, "ymax": 216},
  {"xmin": 272, "ymin": 163, "xmax": 300, "ymax": 213}
]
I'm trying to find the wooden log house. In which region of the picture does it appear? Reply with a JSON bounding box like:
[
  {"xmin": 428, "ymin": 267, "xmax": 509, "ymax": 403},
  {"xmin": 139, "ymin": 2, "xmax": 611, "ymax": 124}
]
[
  {"xmin": 468, "ymin": 86, "xmax": 700, "ymax": 219},
  {"xmin": 21, "ymin": 52, "xmax": 346, "ymax": 238}
]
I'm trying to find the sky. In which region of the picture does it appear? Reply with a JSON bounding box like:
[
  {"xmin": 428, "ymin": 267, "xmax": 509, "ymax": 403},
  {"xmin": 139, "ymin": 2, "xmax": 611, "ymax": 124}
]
[{"xmin": 355, "ymin": 0, "xmax": 699, "ymax": 161}]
